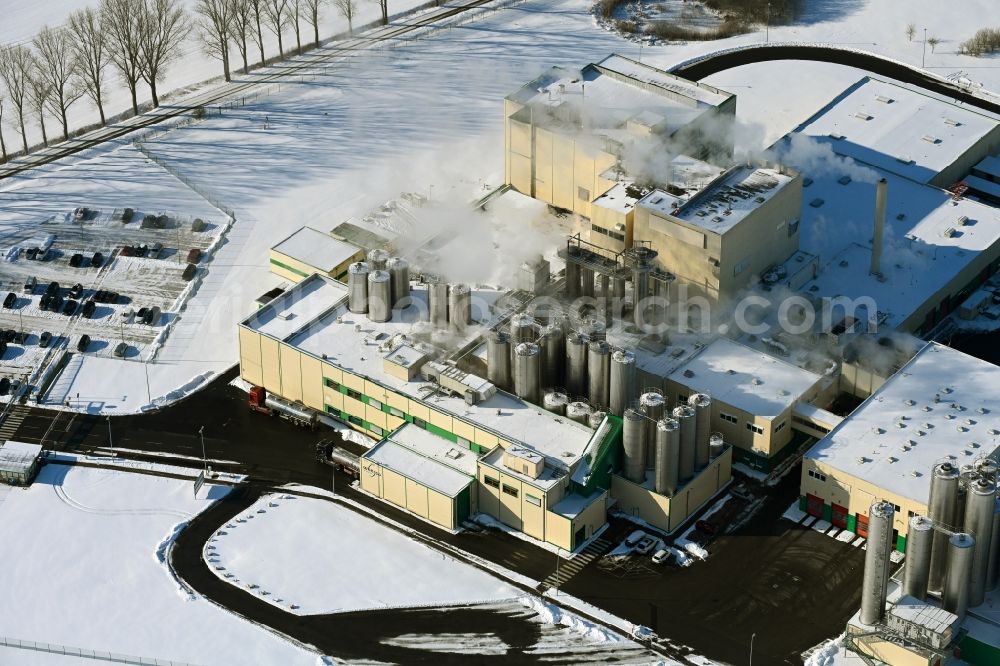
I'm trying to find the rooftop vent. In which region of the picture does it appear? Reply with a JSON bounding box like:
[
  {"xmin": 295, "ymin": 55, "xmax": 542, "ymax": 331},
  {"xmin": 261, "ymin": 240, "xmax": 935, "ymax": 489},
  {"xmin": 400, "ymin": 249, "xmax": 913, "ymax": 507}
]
[
  {"xmin": 751, "ymin": 377, "xmax": 762, "ymax": 386},
  {"xmin": 911, "ymin": 470, "xmax": 922, "ymax": 477},
  {"xmin": 683, "ymin": 369, "xmax": 695, "ymax": 379},
  {"xmin": 921, "ymin": 135, "xmax": 941, "ymax": 144},
  {"xmin": 803, "ymin": 177, "xmax": 813, "ymax": 187},
  {"xmin": 958, "ymin": 215, "xmax": 969, "ymax": 226},
  {"xmin": 854, "ymin": 112, "xmax": 873, "ymax": 121},
  {"xmin": 904, "ymin": 399, "xmax": 916, "ymax": 406},
  {"xmin": 838, "ymin": 176, "xmax": 852, "ymax": 185},
  {"xmin": 809, "ymin": 198, "xmax": 825, "ymax": 208},
  {"xmin": 872, "ymin": 427, "xmax": 884, "ymax": 435},
  {"xmin": 875, "ymin": 95, "xmax": 894, "ymax": 104},
  {"xmin": 829, "ymin": 133, "xmax": 846, "ymax": 140},
  {"xmin": 888, "ymin": 456, "xmax": 898, "ymax": 464},
  {"xmin": 944, "ymin": 118, "xmax": 962, "ymax": 127}
]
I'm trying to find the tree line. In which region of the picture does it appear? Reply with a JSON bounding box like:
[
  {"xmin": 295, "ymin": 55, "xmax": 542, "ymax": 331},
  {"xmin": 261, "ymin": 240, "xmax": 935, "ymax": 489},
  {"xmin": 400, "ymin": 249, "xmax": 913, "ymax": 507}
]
[{"xmin": 0, "ymin": 0, "xmax": 387, "ymax": 163}]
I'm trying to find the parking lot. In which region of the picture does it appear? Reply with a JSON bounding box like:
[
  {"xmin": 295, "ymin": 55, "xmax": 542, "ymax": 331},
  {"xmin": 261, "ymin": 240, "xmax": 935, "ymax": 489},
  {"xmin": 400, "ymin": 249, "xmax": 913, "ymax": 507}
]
[{"xmin": 0, "ymin": 206, "xmax": 224, "ymax": 390}]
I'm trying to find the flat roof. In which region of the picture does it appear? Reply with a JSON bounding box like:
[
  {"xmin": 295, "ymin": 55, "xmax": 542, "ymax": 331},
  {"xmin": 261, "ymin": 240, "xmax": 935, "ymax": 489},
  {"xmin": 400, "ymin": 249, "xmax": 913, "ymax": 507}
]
[
  {"xmin": 890, "ymin": 596, "xmax": 958, "ymax": 635},
  {"xmin": 364, "ymin": 427, "xmax": 475, "ymax": 498},
  {"xmin": 647, "ymin": 165, "xmax": 795, "ymax": 235},
  {"xmin": 0, "ymin": 440, "xmax": 42, "ymax": 474},
  {"xmin": 973, "ymin": 154, "xmax": 1000, "ymax": 180},
  {"xmin": 241, "ymin": 273, "xmax": 348, "ymax": 340},
  {"xmin": 595, "ymin": 54, "xmax": 732, "ymax": 108},
  {"xmin": 793, "ymin": 76, "xmax": 999, "ymax": 184},
  {"xmin": 806, "ymin": 343, "xmax": 1000, "ymax": 505},
  {"xmin": 966, "ymin": 174, "xmax": 1000, "ymax": 200},
  {"xmin": 668, "ymin": 338, "xmax": 823, "ymax": 418},
  {"xmin": 797, "ymin": 169, "xmax": 1000, "ymax": 330},
  {"xmin": 283, "ymin": 284, "xmax": 594, "ymax": 476},
  {"xmin": 271, "ymin": 227, "xmax": 360, "ymax": 273},
  {"xmin": 550, "ymin": 489, "xmax": 604, "ymax": 519}
]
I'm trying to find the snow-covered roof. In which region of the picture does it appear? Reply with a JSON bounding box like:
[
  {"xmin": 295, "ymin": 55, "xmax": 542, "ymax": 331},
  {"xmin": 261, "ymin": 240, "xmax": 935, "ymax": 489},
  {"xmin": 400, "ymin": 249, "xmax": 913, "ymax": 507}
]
[
  {"xmin": 0, "ymin": 440, "xmax": 42, "ymax": 474},
  {"xmin": 806, "ymin": 343, "xmax": 1000, "ymax": 505},
  {"xmin": 270, "ymin": 227, "xmax": 361, "ymax": 273},
  {"xmin": 966, "ymin": 174, "xmax": 1000, "ymax": 200},
  {"xmin": 363, "ymin": 423, "xmax": 478, "ymax": 497},
  {"xmin": 889, "ymin": 596, "xmax": 958, "ymax": 635},
  {"xmin": 668, "ymin": 338, "xmax": 823, "ymax": 418},
  {"xmin": 973, "ymin": 154, "xmax": 1000, "ymax": 180},
  {"xmin": 595, "ymin": 54, "xmax": 732, "ymax": 108},
  {"xmin": 550, "ymin": 489, "xmax": 604, "ymax": 519},
  {"xmin": 282, "ymin": 283, "xmax": 594, "ymax": 477},
  {"xmin": 646, "ymin": 165, "xmax": 795, "ymax": 235},
  {"xmin": 241, "ymin": 273, "xmax": 348, "ymax": 341},
  {"xmin": 592, "ymin": 183, "xmax": 638, "ymax": 215},
  {"xmin": 798, "ymin": 169, "xmax": 1000, "ymax": 330},
  {"xmin": 794, "ymin": 76, "xmax": 999, "ymax": 184}
]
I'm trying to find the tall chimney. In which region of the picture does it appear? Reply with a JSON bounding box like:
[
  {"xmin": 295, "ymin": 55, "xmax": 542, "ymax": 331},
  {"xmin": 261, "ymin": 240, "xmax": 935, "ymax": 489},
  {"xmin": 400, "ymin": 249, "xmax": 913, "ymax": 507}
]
[{"xmin": 870, "ymin": 178, "xmax": 888, "ymax": 275}]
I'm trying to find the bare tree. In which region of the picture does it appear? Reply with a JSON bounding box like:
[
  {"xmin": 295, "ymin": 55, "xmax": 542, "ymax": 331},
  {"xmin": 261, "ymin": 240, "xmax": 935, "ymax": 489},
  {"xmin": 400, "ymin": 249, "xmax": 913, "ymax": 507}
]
[
  {"xmin": 103, "ymin": 0, "xmax": 146, "ymax": 115},
  {"xmin": 195, "ymin": 0, "xmax": 235, "ymax": 82},
  {"xmin": 905, "ymin": 22, "xmax": 916, "ymax": 41},
  {"xmin": 334, "ymin": 0, "xmax": 357, "ymax": 35},
  {"xmin": 34, "ymin": 26, "xmax": 84, "ymax": 142},
  {"xmin": 231, "ymin": 0, "xmax": 253, "ymax": 72},
  {"xmin": 27, "ymin": 60, "xmax": 52, "ymax": 148},
  {"xmin": 69, "ymin": 7, "xmax": 112, "ymax": 126},
  {"xmin": 247, "ymin": 0, "xmax": 266, "ymax": 65},
  {"xmin": 290, "ymin": 0, "xmax": 303, "ymax": 54},
  {"xmin": 0, "ymin": 95, "xmax": 8, "ymax": 161},
  {"xmin": 0, "ymin": 44, "xmax": 34, "ymax": 153},
  {"xmin": 928, "ymin": 36, "xmax": 941, "ymax": 53},
  {"xmin": 265, "ymin": 0, "xmax": 290, "ymax": 57},
  {"xmin": 303, "ymin": 0, "xmax": 327, "ymax": 44},
  {"xmin": 374, "ymin": 0, "xmax": 388, "ymax": 26},
  {"xmin": 138, "ymin": 0, "xmax": 192, "ymax": 108}
]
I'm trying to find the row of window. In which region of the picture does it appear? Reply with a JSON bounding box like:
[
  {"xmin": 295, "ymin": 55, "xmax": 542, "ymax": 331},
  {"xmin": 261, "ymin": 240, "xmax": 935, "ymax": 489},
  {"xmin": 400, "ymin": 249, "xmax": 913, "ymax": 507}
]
[
  {"xmin": 774, "ymin": 421, "xmax": 787, "ymax": 433},
  {"xmin": 482, "ymin": 474, "xmax": 541, "ymax": 506},
  {"xmin": 590, "ymin": 223, "xmax": 625, "ymax": 242},
  {"xmin": 747, "ymin": 423, "xmax": 764, "ymax": 435},
  {"xmin": 807, "ymin": 469, "xmax": 827, "ymax": 482}
]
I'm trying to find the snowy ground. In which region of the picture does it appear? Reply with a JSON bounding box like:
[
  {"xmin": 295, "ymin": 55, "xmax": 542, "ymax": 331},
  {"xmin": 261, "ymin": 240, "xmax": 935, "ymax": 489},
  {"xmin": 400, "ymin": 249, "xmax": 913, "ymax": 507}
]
[
  {"xmin": 3, "ymin": 0, "xmax": 1000, "ymax": 417},
  {"xmin": 205, "ymin": 492, "xmax": 523, "ymax": 615},
  {"xmin": 0, "ymin": 463, "xmax": 321, "ymax": 664}
]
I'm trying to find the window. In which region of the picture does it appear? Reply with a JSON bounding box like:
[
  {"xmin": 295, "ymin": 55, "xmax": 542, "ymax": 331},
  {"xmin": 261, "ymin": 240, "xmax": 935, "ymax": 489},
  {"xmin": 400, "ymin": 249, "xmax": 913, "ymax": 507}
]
[
  {"xmin": 388, "ymin": 407, "xmax": 405, "ymax": 418},
  {"xmin": 677, "ymin": 394, "xmax": 688, "ymax": 404},
  {"xmin": 788, "ymin": 219, "xmax": 800, "ymax": 236},
  {"xmin": 720, "ymin": 412, "xmax": 738, "ymax": 424},
  {"xmin": 610, "ymin": 231, "xmax": 625, "ymax": 242},
  {"xmin": 369, "ymin": 425, "xmax": 384, "ymax": 437},
  {"xmin": 578, "ymin": 187, "xmax": 591, "ymax": 201},
  {"xmin": 774, "ymin": 420, "xmax": 787, "ymax": 433},
  {"xmin": 346, "ymin": 388, "xmax": 362, "ymax": 401},
  {"xmin": 526, "ymin": 494, "xmax": 542, "ymax": 507},
  {"xmin": 893, "ymin": 504, "xmax": 901, "ymax": 513},
  {"xmin": 348, "ymin": 415, "xmax": 363, "ymax": 427},
  {"xmin": 747, "ymin": 422, "xmax": 764, "ymax": 435},
  {"xmin": 733, "ymin": 258, "xmax": 749, "ymax": 276},
  {"xmin": 323, "ymin": 377, "xmax": 340, "ymax": 390},
  {"xmin": 413, "ymin": 416, "xmax": 427, "ymax": 428},
  {"xmin": 367, "ymin": 398, "xmax": 382, "ymax": 410},
  {"xmin": 502, "ymin": 484, "xmax": 519, "ymax": 498},
  {"xmin": 591, "ymin": 223, "xmax": 607, "ymax": 236},
  {"xmin": 483, "ymin": 475, "xmax": 500, "ymax": 488},
  {"xmin": 807, "ymin": 469, "xmax": 827, "ymax": 482}
]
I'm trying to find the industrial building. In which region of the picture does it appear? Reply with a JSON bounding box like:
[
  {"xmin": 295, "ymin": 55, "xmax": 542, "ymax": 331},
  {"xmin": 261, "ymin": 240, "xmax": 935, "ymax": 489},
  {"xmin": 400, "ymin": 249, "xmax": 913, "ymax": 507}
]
[
  {"xmin": 801, "ymin": 342, "xmax": 1000, "ymax": 551},
  {"xmin": 0, "ymin": 441, "xmax": 43, "ymax": 486},
  {"xmin": 269, "ymin": 226, "xmax": 364, "ymax": 283}
]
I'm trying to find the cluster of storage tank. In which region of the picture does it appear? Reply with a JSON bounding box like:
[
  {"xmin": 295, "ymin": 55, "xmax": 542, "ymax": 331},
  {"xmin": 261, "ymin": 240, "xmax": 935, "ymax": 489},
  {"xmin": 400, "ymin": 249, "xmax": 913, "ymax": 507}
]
[{"xmin": 863, "ymin": 457, "xmax": 1000, "ymax": 627}]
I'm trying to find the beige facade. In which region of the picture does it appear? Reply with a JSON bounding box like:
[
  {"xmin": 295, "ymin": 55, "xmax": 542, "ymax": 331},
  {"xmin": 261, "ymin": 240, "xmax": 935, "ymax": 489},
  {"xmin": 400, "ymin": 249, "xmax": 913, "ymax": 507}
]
[
  {"xmin": 359, "ymin": 456, "xmax": 469, "ymax": 531},
  {"xmin": 611, "ymin": 447, "xmax": 732, "ymax": 533},
  {"xmin": 268, "ymin": 226, "xmax": 363, "ymax": 284}
]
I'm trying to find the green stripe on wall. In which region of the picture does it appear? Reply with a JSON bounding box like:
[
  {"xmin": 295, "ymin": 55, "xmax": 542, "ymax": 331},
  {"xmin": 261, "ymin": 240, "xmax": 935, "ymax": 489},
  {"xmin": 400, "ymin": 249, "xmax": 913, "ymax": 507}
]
[{"xmin": 269, "ymin": 258, "xmax": 310, "ymax": 278}]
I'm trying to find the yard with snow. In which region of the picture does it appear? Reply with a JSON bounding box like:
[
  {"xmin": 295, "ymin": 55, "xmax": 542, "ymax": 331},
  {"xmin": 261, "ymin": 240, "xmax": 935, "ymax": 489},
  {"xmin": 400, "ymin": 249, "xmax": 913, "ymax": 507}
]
[{"xmin": 205, "ymin": 492, "xmax": 523, "ymax": 615}]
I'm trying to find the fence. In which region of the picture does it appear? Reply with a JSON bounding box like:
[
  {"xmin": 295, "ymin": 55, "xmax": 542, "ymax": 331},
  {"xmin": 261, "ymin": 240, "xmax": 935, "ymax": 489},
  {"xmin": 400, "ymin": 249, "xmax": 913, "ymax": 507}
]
[{"xmin": 0, "ymin": 636, "xmax": 203, "ymax": 666}]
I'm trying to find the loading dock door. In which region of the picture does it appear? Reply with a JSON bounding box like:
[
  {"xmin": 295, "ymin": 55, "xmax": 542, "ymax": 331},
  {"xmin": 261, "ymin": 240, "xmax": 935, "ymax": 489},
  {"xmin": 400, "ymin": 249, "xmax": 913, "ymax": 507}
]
[
  {"xmin": 807, "ymin": 493, "xmax": 825, "ymax": 518},
  {"xmin": 856, "ymin": 513, "xmax": 869, "ymax": 538},
  {"xmin": 832, "ymin": 503, "xmax": 848, "ymax": 529}
]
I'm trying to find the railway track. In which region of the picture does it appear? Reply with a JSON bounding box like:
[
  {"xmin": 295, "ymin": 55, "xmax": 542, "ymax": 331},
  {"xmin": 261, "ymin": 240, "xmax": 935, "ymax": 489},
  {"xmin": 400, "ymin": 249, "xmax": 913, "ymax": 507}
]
[{"xmin": 0, "ymin": 0, "xmax": 501, "ymax": 181}]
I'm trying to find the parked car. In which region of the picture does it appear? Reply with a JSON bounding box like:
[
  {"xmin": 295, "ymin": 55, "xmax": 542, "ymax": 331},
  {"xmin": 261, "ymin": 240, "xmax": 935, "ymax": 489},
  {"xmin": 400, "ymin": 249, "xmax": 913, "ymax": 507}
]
[
  {"xmin": 22, "ymin": 276, "xmax": 36, "ymax": 294},
  {"xmin": 76, "ymin": 334, "xmax": 91, "ymax": 352},
  {"xmin": 25, "ymin": 247, "xmax": 38, "ymax": 260},
  {"xmin": 50, "ymin": 294, "xmax": 63, "ymax": 312},
  {"xmin": 73, "ymin": 206, "xmax": 88, "ymax": 220},
  {"xmin": 113, "ymin": 342, "xmax": 128, "ymax": 358},
  {"xmin": 3, "ymin": 292, "xmax": 16, "ymax": 308},
  {"xmin": 0, "ymin": 341, "xmax": 8, "ymax": 357},
  {"xmin": 0, "ymin": 377, "xmax": 9, "ymax": 396},
  {"xmin": 625, "ymin": 530, "xmax": 646, "ymax": 547},
  {"xmin": 69, "ymin": 253, "xmax": 84, "ymax": 268},
  {"xmin": 182, "ymin": 263, "xmax": 197, "ymax": 281},
  {"xmin": 634, "ymin": 536, "xmax": 657, "ymax": 555},
  {"xmin": 186, "ymin": 248, "xmax": 202, "ymax": 264},
  {"xmin": 142, "ymin": 306, "xmax": 160, "ymax": 326},
  {"xmin": 82, "ymin": 300, "xmax": 96, "ymax": 318},
  {"xmin": 651, "ymin": 549, "xmax": 672, "ymax": 565},
  {"xmin": 91, "ymin": 251, "xmax": 104, "ymax": 268},
  {"xmin": 62, "ymin": 299, "xmax": 79, "ymax": 316},
  {"xmin": 40, "ymin": 294, "xmax": 51, "ymax": 310},
  {"xmin": 45, "ymin": 281, "xmax": 59, "ymax": 296},
  {"xmin": 148, "ymin": 242, "xmax": 163, "ymax": 259},
  {"xmin": 1, "ymin": 330, "xmax": 15, "ymax": 343},
  {"xmin": 696, "ymin": 520, "xmax": 719, "ymax": 536},
  {"xmin": 13, "ymin": 331, "xmax": 28, "ymax": 344},
  {"xmin": 119, "ymin": 245, "xmax": 133, "ymax": 257},
  {"xmin": 69, "ymin": 283, "xmax": 84, "ymax": 299},
  {"xmin": 38, "ymin": 331, "xmax": 52, "ymax": 348}
]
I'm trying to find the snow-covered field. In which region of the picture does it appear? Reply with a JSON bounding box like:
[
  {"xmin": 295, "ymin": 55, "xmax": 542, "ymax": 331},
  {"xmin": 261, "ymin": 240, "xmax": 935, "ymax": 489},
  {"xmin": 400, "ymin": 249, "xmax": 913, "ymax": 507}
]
[
  {"xmin": 205, "ymin": 492, "xmax": 523, "ymax": 615},
  {"xmin": 0, "ymin": 463, "xmax": 320, "ymax": 664},
  {"xmin": 2, "ymin": 0, "xmax": 999, "ymax": 416}
]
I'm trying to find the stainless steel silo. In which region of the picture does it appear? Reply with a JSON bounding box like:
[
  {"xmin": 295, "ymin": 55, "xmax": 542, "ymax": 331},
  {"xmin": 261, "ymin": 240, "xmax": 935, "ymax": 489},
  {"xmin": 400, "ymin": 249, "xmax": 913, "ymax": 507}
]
[
  {"xmin": 487, "ymin": 329, "xmax": 511, "ymax": 391},
  {"xmin": 427, "ymin": 277, "xmax": 449, "ymax": 328},
  {"xmin": 976, "ymin": 458, "xmax": 1000, "ymax": 484},
  {"xmin": 385, "ymin": 257, "xmax": 410, "ymax": 309},
  {"xmin": 943, "ymin": 532, "xmax": 976, "ymax": 620},
  {"xmin": 366, "ymin": 248, "xmax": 389, "ymax": 271},
  {"xmin": 580, "ymin": 267, "xmax": 595, "ymax": 298},
  {"xmin": 581, "ymin": 317, "xmax": 606, "ymax": 342},
  {"xmin": 673, "ymin": 405, "xmax": 696, "ymax": 482},
  {"xmin": 609, "ymin": 350, "xmax": 637, "ymax": 417},
  {"xmin": 957, "ymin": 481, "xmax": 969, "ymax": 531},
  {"xmin": 367, "ymin": 270, "xmax": 392, "ymax": 323},
  {"xmin": 565, "ymin": 259, "xmax": 581, "ymax": 300},
  {"xmin": 902, "ymin": 515, "xmax": 934, "ymax": 601},
  {"xmin": 987, "ymin": 500, "xmax": 1000, "ymax": 591},
  {"xmin": 709, "ymin": 432, "xmax": 725, "ymax": 460},
  {"xmin": 964, "ymin": 477, "xmax": 996, "ymax": 607},
  {"xmin": 347, "ymin": 261, "xmax": 370, "ymax": 314},
  {"xmin": 928, "ymin": 461, "xmax": 961, "ymax": 594},
  {"xmin": 539, "ymin": 324, "xmax": 565, "ymax": 390},
  {"xmin": 688, "ymin": 393, "xmax": 712, "ymax": 469},
  {"xmin": 448, "ymin": 283, "xmax": 472, "ymax": 333},
  {"xmin": 513, "ymin": 342, "xmax": 541, "ymax": 405},
  {"xmin": 654, "ymin": 418, "xmax": 680, "ymax": 496},
  {"xmin": 543, "ymin": 391, "xmax": 569, "ymax": 416},
  {"xmin": 633, "ymin": 263, "xmax": 651, "ymax": 327},
  {"xmin": 623, "ymin": 408, "xmax": 646, "ymax": 483},
  {"xmin": 640, "ymin": 392, "xmax": 666, "ymax": 469},
  {"xmin": 587, "ymin": 340, "xmax": 611, "ymax": 409},
  {"xmin": 566, "ymin": 332, "xmax": 588, "ymax": 397},
  {"xmin": 589, "ymin": 410, "xmax": 607, "ymax": 430},
  {"xmin": 509, "ymin": 312, "xmax": 538, "ymax": 346},
  {"xmin": 860, "ymin": 501, "xmax": 895, "ymax": 626},
  {"xmin": 566, "ymin": 401, "xmax": 592, "ymax": 425}
]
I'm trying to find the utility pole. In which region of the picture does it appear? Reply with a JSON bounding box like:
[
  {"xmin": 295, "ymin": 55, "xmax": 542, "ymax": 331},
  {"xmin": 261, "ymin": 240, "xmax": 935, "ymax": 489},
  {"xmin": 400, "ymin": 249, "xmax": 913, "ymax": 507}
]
[
  {"xmin": 198, "ymin": 426, "xmax": 207, "ymax": 472},
  {"xmin": 765, "ymin": 2, "xmax": 771, "ymax": 44},
  {"xmin": 107, "ymin": 416, "xmax": 113, "ymax": 456},
  {"xmin": 922, "ymin": 28, "xmax": 928, "ymax": 68}
]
